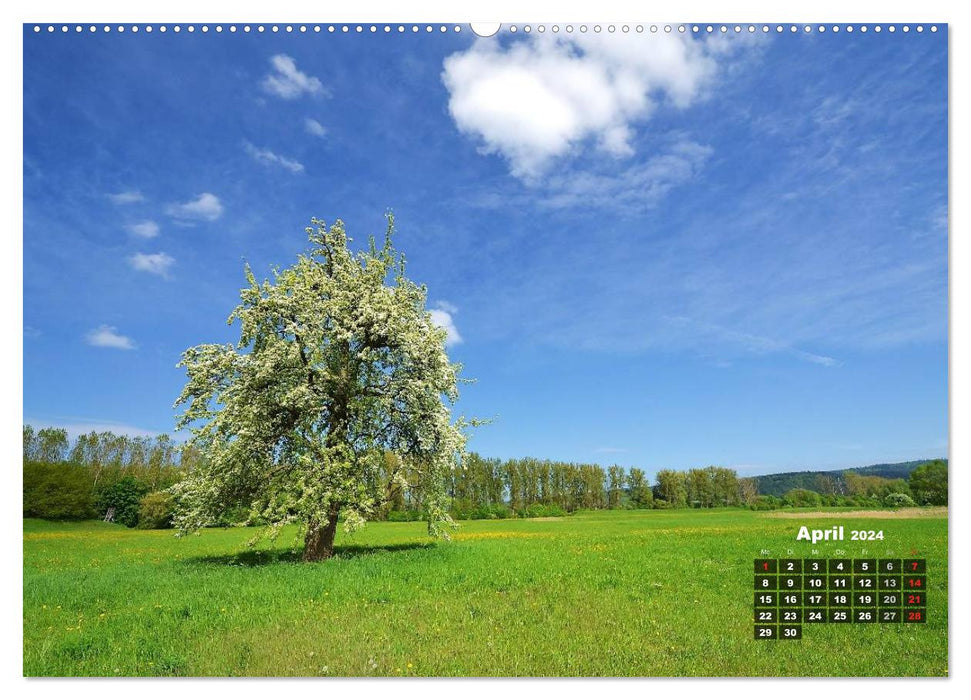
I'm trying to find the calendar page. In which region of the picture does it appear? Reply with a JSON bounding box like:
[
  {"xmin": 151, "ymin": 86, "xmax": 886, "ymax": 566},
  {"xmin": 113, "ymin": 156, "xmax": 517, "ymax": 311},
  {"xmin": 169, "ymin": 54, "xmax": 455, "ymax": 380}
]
[{"xmin": 20, "ymin": 11, "xmax": 949, "ymax": 680}]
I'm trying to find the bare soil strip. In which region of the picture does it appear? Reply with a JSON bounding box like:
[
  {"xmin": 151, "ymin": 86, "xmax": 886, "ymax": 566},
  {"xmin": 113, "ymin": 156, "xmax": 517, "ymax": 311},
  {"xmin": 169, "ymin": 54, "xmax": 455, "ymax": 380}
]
[{"xmin": 763, "ymin": 507, "xmax": 947, "ymax": 519}]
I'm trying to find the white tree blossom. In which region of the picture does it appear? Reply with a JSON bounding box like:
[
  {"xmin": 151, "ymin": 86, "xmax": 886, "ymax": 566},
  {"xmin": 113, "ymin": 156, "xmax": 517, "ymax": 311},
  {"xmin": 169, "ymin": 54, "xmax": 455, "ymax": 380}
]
[{"xmin": 173, "ymin": 215, "xmax": 473, "ymax": 560}]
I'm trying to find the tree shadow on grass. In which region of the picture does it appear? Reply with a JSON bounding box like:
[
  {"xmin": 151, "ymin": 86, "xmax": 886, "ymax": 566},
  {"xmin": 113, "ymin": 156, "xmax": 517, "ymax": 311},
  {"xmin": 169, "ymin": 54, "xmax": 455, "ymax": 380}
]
[{"xmin": 185, "ymin": 541, "xmax": 435, "ymax": 567}]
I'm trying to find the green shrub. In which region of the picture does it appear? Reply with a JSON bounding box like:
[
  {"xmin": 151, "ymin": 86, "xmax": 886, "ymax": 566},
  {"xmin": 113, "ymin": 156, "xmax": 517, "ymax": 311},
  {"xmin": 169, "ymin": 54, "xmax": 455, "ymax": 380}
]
[
  {"xmin": 387, "ymin": 509, "xmax": 422, "ymax": 522},
  {"xmin": 95, "ymin": 476, "xmax": 149, "ymax": 527},
  {"xmin": 782, "ymin": 488, "xmax": 822, "ymax": 508},
  {"xmin": 884, "ymin": 492, "xmax": 917, "ymax": 509},
  {"xmin": 751, "ymin": 495, "xmax": 782, "ymax": 511},
  {"xmin": 476, "ymin": 504, "xmax": 514, "ymax": 519},
  {"xmin": 846, "ymin": 494, "xmax": 881, "ymax": 509},
  {"xmin": 448, "ymin": 503, "xmax": 518, "ymax": 520},
  {"xmin": 521, "ymin": 503, "xmax": 567, "ymax": 518},
  {"xmin": 23, "ymin": 461, "xmax": 96, "ymax": 519},
  {"xmin": 909, "ymin": 459, "xmax": 947, "ymax": 505},
  {"xmin": 138, "ymin": 491, "xmax": 176, "ymax": 529}
]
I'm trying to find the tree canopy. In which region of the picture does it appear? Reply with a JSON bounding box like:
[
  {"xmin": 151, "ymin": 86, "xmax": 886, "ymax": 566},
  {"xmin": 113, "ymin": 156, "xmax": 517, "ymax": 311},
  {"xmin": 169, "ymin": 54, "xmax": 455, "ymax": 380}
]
[
  {"xmin": 173, "ymin": 215, "xmax": 472, "ymax": 560},
  {"xmin": 908, "ymin": 459, "xmax": 948, "ymax": 506}
]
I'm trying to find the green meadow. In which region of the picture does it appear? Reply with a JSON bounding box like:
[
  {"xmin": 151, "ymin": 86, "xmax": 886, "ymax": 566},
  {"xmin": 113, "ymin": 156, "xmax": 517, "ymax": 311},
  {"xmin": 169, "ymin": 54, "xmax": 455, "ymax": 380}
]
[{"xmin": 23, "ymin": 508, "xmax": 947, "ymax": 677}]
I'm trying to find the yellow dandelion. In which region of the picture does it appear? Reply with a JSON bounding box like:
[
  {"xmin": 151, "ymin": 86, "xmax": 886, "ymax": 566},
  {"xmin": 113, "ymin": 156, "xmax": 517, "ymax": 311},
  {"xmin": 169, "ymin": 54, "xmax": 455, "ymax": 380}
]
[{"xmin": 407, "ymin": 663, "xmax": 413, "ymax": 669}]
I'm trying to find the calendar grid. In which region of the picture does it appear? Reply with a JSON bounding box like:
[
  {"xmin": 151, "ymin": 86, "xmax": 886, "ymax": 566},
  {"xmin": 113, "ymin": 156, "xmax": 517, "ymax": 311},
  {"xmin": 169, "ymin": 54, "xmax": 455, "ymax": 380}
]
[{"xmin": 754, "ymin": 558, "xmax": 926, "ymax": 639}]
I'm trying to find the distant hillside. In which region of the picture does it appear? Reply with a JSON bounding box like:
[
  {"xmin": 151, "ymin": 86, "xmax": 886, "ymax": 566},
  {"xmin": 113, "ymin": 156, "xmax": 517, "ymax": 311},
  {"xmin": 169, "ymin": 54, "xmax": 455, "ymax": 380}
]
[{"xmin": 753, "ymin": 460, "xmax": 944, "ymax": 497}]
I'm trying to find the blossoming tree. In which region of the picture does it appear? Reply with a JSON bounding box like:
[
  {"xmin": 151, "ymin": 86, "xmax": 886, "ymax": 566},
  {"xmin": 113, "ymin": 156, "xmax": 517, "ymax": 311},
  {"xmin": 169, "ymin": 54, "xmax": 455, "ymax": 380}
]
[{"xmin": 173, "ymin": 215, "xmax": 471, "ymax": 561}]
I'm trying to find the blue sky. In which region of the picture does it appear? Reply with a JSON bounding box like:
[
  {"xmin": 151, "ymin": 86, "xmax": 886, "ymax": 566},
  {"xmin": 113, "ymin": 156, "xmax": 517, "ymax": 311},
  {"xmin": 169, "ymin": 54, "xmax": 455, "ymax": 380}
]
[{"xmin": 23, "ymin": 25, "xmax": 948, "ymax": 477}]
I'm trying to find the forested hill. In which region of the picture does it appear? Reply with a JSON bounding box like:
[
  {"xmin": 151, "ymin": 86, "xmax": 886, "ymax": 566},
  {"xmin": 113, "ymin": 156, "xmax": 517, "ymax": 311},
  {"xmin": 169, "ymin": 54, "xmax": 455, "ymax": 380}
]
[{"xmin": 754, "ymin": 460, "xmax": 944, "ymax": 497}]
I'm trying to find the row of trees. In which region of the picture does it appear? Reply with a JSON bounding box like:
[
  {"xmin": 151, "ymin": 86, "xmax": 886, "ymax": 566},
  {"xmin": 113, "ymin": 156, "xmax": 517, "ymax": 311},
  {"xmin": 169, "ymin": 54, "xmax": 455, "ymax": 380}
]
[
  {"xmin": 23, "ymin": 424, "xmax": 948, "ymax": 526},
  {"xmin": 395, "ymin": 456, "xmax": 754, "ymax": 516},
  {"xmin": 654, "ymin": 467, "xmax": 755, "ymax": 508},
  {"xmin": 23, "ymin": 426, "xmax": 191, "ymax": 524},
  {"xmin": 23, "ymin": 425, "xmax": 764, "ymax": 523},
  {"xmin": 840, "ymin": 462, "xmax": 947, "ymax": 506},
  {"xmin": 23, "ymin": 426, "xmax": 198, "ymax": 483}
]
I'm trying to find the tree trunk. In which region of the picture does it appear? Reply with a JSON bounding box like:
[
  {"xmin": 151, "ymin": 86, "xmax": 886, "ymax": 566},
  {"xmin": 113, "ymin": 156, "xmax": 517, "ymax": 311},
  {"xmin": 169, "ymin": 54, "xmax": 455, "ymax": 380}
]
[{"xmin": 302, "ymin": 505, "xmax": 340, "ymax": 562}]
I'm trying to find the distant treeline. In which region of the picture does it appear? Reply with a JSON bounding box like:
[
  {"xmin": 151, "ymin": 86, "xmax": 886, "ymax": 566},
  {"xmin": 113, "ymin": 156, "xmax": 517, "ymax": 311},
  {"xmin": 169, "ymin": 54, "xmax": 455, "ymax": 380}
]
[
  {"xmin": 376, "ymin": 455, "xmax": 755, "ymax": 519},
  {"xmin": 22, "ymin": 425, "xmax": 948, "ymax": 528},
  {"xmin": 752, "ymin": 460, "xmax": 941, "ymax": 498},
  {"xmin": 432, "ymin": 456, "xmax": 945, "ymax": 517},
  {"xmin": 23, "ymin": 426, "xmax": 197, "ymax": 527}
]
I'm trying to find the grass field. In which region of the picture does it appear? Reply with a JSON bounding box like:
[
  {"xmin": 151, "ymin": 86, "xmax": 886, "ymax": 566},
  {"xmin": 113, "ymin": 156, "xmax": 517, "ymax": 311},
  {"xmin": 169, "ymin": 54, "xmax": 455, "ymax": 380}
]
[{"xmin": 23, "ymin": 508, "xmax": 947, "ymax": 677}]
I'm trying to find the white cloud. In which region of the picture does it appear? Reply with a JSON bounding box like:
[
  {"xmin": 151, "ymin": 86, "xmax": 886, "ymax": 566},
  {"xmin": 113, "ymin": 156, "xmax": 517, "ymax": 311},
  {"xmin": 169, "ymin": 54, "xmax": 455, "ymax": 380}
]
[
  {"xmin": 244, "ymin": 141, "xmax": 304, "ymax": 173},
  {"xmin": 433, "ymin": 299, "xmax": 458, "ymax": 314},
  {"xmin": 429, "ymin": 301, "xmax": 462, "ymax": 346},
  {"xmin": 540, "ymin": 138, "xmax": 712, "ymax": 210},
  {"xmin": 84, "ymin": 325, "xmax": 135, "ymax": 350},
  {"xmin": 107, "ymin": 190, "xmax": 144, "ymax": 204},
  {"xmin": 793, "ymin": 350, "xmax": 840, "ymax": 368},
  {"xmin": 262, "ymin": 54, "xmax": 326, "ymax": 99},
  {"xmin": 664, "ymin": 316, "xmax": 840, "ymax": 368},
  {"xmin": 442, "ymin": 33, "xmax": 733, "ymax": 179},
  {"xmin": 305, "ymin": 118, "xmax": 327, "ymax": 137},
  {"xmin": 127, "ymin": 220, "xmax": 160, "ymax": 239},
  {"xmin": 166, "ymin": 193, "xmax": 223, "ymax": 222},
  {"xmin": 129, "ymin": 252, "xmax": 175, "ymax": 277}
]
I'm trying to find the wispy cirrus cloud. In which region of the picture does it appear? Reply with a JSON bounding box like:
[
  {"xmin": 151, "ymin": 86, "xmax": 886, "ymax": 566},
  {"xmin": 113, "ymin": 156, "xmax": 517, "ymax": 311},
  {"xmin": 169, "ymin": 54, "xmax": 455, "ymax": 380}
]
[
  {"xmin": 107, "ymin": 190, "xmax": 144, "ymax": 205},
  {"xmin": 261, "ymin": 54, "xmax": 327, "ymax": 99},
  {"xmin": 166, "ymin": 193, "xmax": 223, "ymax": 222},
  {"xmin": 663, "ymin": 316, "xmax": 840, "ymax": 367},
  {"xmin": 457, "ymin": 41, "xmax": 945, "ymax": 367},
  {"xmin": 84, "ymin": 325, "xmax": 135, "ymax": 350},
  {"xmin": 244, "ymin": 141, "xmax": 304, "ymax": 173},
  {"xmin": 539, "ymin": 138, "xmax": 712, "ymax": 211},
  {"xmin": 594, "ymin": 447, "xmax": 628, "ymax": 454}
]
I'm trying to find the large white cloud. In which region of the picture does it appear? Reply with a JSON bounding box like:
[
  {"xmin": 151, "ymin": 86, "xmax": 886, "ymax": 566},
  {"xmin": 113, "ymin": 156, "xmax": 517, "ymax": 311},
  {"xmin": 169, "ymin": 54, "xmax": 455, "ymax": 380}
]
[{"xmin": 443, "ymin": 33, "xmax": 729, "ymax": 179}]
